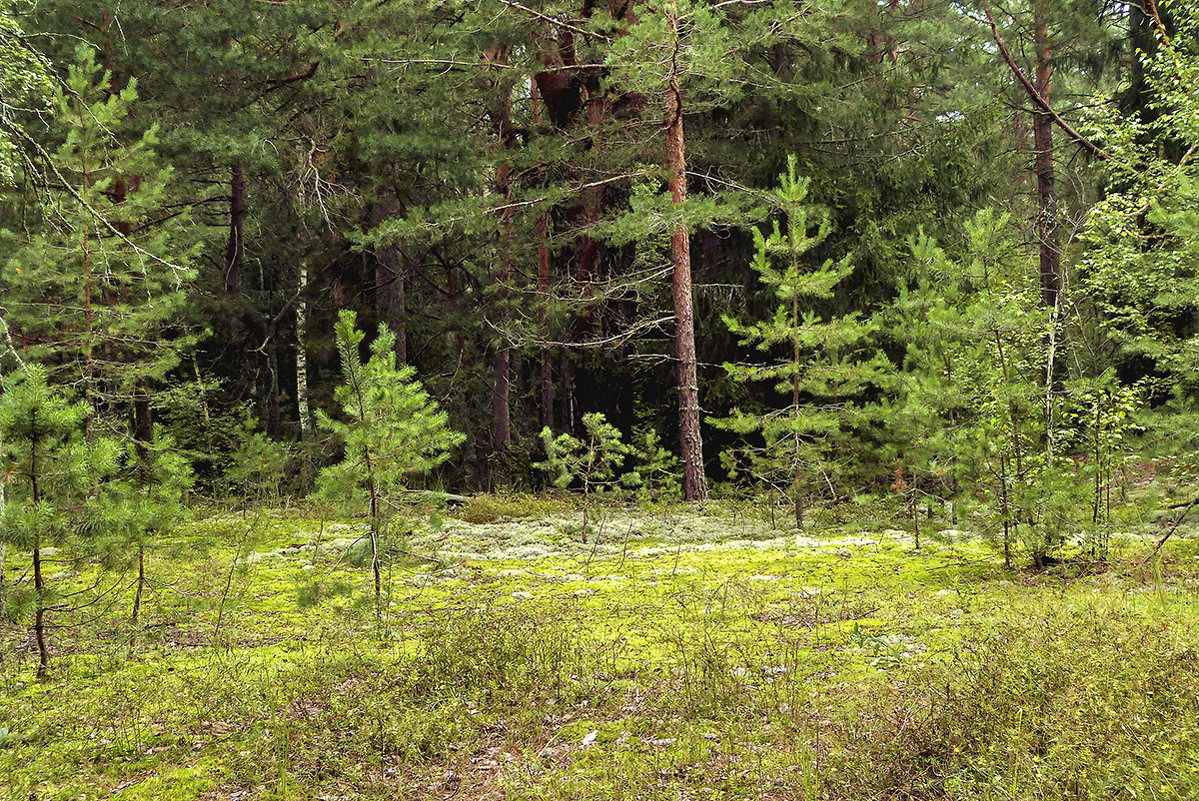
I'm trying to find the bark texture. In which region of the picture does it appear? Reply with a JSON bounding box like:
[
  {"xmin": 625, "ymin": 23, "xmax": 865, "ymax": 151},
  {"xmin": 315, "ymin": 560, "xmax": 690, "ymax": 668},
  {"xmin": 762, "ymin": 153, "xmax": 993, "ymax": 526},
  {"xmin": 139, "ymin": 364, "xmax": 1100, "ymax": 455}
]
[{"xmin": 665, "ymin": 5, "xmax": 708, "ymax": 502}]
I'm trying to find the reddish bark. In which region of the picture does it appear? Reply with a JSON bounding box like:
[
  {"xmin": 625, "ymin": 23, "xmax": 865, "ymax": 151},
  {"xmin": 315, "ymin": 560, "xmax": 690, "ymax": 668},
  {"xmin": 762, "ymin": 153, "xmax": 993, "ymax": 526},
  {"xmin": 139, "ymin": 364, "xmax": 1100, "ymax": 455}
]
[
  {"xmin": 665, "ymin": 7, "xmax": 708, "ymax": 502},
  {"xmin": 1033, "ymin": 5, "xmax": 1059, "ymax": 309}
]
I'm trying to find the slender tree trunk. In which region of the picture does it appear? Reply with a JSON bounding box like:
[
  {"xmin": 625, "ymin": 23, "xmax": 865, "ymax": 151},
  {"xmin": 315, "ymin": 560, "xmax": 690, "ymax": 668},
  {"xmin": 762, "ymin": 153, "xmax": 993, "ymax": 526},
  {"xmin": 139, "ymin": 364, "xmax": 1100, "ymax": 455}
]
[
  {"xmin": 488, "ymin": 52, "xmax": 516, "ymax": 481},
  {"xmin": 539, "ymin": 212, "xmax": 551, "ymax": 429},
  {"xmin": 296, "ymin": 263, "xmax": 311, "ymax": 439},
  {"xmin": 131, "ymin": 545, "xmax": 145, "ymax": 624},
  {"xmin": 31, "ymin": 447, "xmax": 48, "ymax": 678},
  {"xmin": 369, "ymin": 488, "xmax": 382, "ymax": 627},
  {"xmin": 491, "ymin": 345, "xmax": 512, "ymax": 474},
  {"xmin": 560, "ymin": 354, "xmax": 576, "ymax": 433},
  {"xmin": 131, "ymin": 389, "xmax": 152, "ymax": 626},
  {"xmin": 665, "ymin": 3, "xmax": 708, "ymax": 502},
  {"xmin": 1033, "ymin": 5, "xmax": 1058, "ymax": 310},
  {"xmin": 224, "ymin": 164, "xmax": 245, "ymax": 293},
  {"xmin": 533, "ymin": 80, "xmax": 555, "ymax": 431},
  {"xmin": 258, "ymin": 345, "xmax": 281, "ymax": 439},
  {"xmin": 1033, "ymin": 4, "xmax": 1060, "ymax": 456},
  {"xmin": 33, "ymin": 531, "xmax": 47, "ymax": 678},
  {"xmin": 133, "ymin": 391, "xmax": 152, "ymax": 458},
  {"xmin": 372, "ymin": 205, "xmax": 408, "ymax": 362}
]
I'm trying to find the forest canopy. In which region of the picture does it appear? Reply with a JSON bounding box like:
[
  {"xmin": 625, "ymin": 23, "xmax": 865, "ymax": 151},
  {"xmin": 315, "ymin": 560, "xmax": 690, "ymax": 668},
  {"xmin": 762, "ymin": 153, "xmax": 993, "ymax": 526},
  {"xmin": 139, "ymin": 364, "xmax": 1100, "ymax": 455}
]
[{"xmin": 0, "ymin": 0, "xmax": 1195, "ymax": 553}]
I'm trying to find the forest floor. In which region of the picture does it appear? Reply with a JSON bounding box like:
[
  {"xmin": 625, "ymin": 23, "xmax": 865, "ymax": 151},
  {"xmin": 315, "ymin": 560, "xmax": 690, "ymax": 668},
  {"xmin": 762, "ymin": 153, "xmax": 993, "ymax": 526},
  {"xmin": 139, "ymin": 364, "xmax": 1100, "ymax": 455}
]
[{"xmin": 4, "ymin": 496, "xmax": 1199, "ymax": 800}]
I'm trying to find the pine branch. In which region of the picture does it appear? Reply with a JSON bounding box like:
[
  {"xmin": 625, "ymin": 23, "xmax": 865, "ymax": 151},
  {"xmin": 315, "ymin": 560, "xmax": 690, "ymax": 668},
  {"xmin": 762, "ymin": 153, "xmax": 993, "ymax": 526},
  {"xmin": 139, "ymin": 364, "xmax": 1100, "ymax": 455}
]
[{"xmin": 981, "ymin": 1, "xmax": 1109, "ymax": 161}]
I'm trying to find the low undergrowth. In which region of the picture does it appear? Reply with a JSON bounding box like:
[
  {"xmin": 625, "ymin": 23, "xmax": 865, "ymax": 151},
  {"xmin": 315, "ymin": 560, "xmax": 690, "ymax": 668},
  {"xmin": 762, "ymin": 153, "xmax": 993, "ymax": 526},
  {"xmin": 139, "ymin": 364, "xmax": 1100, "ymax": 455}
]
[{"xmin": 2, "ymin": 500, "xmax": 1198, "ymax": 800}]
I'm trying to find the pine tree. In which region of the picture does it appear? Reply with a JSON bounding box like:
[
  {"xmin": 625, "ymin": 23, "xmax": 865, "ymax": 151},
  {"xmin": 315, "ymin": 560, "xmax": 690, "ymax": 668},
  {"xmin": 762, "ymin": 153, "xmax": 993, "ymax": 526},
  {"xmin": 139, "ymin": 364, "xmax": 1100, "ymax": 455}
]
[
  {"xmin": 536, "ymin": 412, "xmax": 630, "ymax": 536},
  {"xmin": 713, "ymin": 156, "xmax": 882, "ymax": 528},
  {"xmin": 316, "ymin": 310, "xmax": 464, "ymax": 626},
  {"xmin": 0, "ymin": 46, "xmax": 196, "ymax": 434},
  {"xmin": 104, "ymin": 435, "xmax": 193, "ymax": 624},
  {"xmin": 0, "ymin": 365, "xmax": 118, "ymax": 677}
]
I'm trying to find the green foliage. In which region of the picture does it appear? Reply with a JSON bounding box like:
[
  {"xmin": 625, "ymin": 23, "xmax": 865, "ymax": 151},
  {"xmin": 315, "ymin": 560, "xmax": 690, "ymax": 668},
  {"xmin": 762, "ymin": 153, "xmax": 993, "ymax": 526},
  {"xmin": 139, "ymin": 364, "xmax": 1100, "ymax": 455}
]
[
  {"xmin": 536, "ymin": 413, "xmax": 629, "ymax": 495},
  {"xmin": 713, "ymin": 156, "xmax": 883, "ymax": 527},
  {"xmin": 0, "ymin": 365, "xmax": 117, "ymax": 547},
  {"xmin": 316, "ymin": 309, "xmax": 463, "ymax": 622},
  {"xmin": 105, "ymin": 434, "xmax": 194, "ymax": 553},
  {"xmin": 623, "ymin": 427, "xmax": 682, "ymax": 501},
  {"xmin": 1082, "ymin": 3, "xmax": 1199, "ymax": 387},
  {"xmin": 317, "ymin": 310, "xmax": 463, "ymax": 511},
  {"xmin": 536, "ymin": 412, "xmax": 631, "ymax": 536},
  {"xmin": 0, "ymin": 0, "xmax": 49, "ymax": 184},
  {"xmin": 892, "ymin": 209, "xmax": 1145, "ymax": 565},
  {"xmin": 0, "ymin": 364, "xmax": 119, "ymax": 666},
  {"xmin": 0, "ymin": 46, "xmax": 196, "ymax": 421},
  {"xmin": 226, "ymin": 412, "xmax": 294, "ymax": 503}
]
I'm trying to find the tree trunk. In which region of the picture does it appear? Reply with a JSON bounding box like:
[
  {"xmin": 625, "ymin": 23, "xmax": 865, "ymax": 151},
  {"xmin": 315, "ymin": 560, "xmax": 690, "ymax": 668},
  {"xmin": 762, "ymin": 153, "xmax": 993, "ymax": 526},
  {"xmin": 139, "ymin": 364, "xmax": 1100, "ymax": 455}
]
[
  {"xmin": 296, "ymin": 263, "xmax": 312, "ymax": 439},
  {"xmin": 133, "ymin": 390, "xmax": 152, "ymax": 459},
  {"xmin": 537, "ymin": 213, "xmax": 555, "ymax": 431},
  {"xmin": 532, "ymin": 76, "xmax": 555, "ymax": 433},
  {"xmin": 560, "ymin": 353, "xmax": 576, "ymax": 433},
  {"xmin": 488, "ymin": 54, "xmax": 516, "ymax": 481},
  {"xmin": 31, "ymin": 456, "xmax": 48, "ymax": 679},
  {"xmin": 1033, "ymin": 3, "xmax": 1061, "ymax": 454},
  {"xmin": 1032, "ymin": 5, "xmax": 1058, "ymax": 310},
  {"xmin": 490, "ymin": 346, "xmax": 511, "ymax": 477},
  {"xmin": 372, "ymin": 205, "xmax": 408, "ymax": 362},
  {"xmin": 131, "ymin": 545, "xmax": 145, "ymax": 624},
  {"xmin": 665, "ymin": 4, "xmax": 708, "ymax": 502},
  {"xmin": 33, "ymin": 532, "xmax": 47, "ymax": 678},
  {"xmin": 224, "ymin": 164, "xmax": 245, "ymax": 293},
  {"xmin": 369, "ymin": 489, "xmax": 382, "ymax": 627}
]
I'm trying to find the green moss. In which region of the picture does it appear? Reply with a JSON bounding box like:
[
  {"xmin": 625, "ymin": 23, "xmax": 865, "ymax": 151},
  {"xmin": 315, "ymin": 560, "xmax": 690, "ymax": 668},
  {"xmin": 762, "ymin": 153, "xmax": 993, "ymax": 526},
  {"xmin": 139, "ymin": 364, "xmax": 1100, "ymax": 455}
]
[{"xmin": 3, "ymin": 499, "xmax": 1199, "ymax": 799}]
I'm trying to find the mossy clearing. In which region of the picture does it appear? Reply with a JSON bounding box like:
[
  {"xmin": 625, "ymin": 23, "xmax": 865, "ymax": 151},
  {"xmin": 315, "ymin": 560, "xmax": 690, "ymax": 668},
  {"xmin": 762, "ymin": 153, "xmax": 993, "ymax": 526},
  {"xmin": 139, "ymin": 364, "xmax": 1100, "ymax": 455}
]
[{"xmin": 2, "ymin": 498, "xmax": 1199, "ymax": 800}]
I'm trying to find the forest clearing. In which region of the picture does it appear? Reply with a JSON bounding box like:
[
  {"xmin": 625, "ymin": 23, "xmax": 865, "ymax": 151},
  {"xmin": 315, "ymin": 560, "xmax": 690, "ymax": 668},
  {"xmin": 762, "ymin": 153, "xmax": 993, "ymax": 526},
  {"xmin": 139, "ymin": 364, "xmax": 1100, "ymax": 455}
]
[
  {"xmin": 5, "ymin": 0, "xmax": 1199, "ymax": 797},
  {"xmin": 5, "ymin": 496, "xmax": 1199, "ymax": 800}
]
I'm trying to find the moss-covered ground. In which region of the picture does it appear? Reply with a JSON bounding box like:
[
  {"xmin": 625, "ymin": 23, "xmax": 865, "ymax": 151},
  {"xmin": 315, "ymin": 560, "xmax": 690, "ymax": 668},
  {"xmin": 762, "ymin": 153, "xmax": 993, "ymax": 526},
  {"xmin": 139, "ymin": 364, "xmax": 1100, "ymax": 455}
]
[{"xmin": 4, "ymin": 497, "xmax": 1199, "ymax": 799}]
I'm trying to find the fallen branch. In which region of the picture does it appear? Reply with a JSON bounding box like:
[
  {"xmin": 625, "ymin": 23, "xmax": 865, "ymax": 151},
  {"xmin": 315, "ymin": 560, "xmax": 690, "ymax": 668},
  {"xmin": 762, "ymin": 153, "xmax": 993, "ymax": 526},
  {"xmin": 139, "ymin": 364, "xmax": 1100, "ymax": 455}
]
[{"xmin": 1143, "ymin": 497, "xmax": 1199, "ymax": 563}]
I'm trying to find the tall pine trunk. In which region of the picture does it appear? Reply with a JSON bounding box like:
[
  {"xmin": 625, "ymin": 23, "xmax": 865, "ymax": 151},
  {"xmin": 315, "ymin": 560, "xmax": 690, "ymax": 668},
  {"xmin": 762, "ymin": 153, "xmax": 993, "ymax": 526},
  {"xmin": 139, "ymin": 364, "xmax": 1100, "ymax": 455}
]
[
  {"xmin": 538, "ymin": 213, "xmax": 554, "ymax": 430},
  {"xmin": 531, "ymin": 77, "xmax": 554, "ymax": 431},
  {"xmin": 224, "ymin": 164, "xmax": 245, "ymax": 293},
  {"xmin": 1033, "ymin": 6, "xmax": 1058, "ymax": 310},
  {"xmin": 665, "ymin": 3, "xmax": 708, "ymax": 502},
  {"xmin": 1033, "ymin": 3, "xmax": 1060, "ymax": 454},
  {"xmin": 486, "ymin": 46, "xmax": 516, "ymax": 484}
]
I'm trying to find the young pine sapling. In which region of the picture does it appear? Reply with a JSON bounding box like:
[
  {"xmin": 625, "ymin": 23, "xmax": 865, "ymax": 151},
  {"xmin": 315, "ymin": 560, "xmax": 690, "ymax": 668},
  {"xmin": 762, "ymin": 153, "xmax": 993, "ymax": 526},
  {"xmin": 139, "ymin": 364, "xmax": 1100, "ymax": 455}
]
[
  {"xmin": 536, "ymin": 412, "xmax": 630, "ymax": 538},
  {"xmin": 0, "ymin": 366, "xmax": 118, "ymax": 677},
  {"xmin": 316, "ymin": 311, "xmax": 463, "ymax": 627},
  {"xmin": 713, "ymin": 155, "xmax": 881, "ymax": 529}
]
